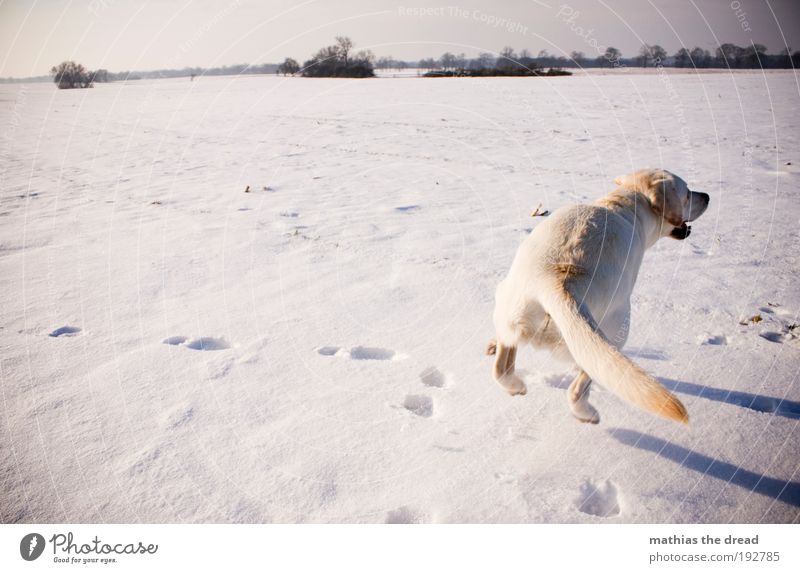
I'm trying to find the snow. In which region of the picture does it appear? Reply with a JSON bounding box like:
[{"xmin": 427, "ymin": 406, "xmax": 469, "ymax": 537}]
[{"xmin": 1, "ymin": 70, "xmax": 798, "ymax": 523}]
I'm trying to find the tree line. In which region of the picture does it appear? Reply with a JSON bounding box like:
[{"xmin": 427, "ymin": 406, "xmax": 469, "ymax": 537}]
[
  {"xmin": 43, "ymin": 61, "xmax": 282, "ymax": 88},
  {"xmin": 381, "ymin": 43, "xmax": 799, "ymax": 71},
  {"xmin": 39, "ymin": 40, "xmax": 799, "ymax": 88}
]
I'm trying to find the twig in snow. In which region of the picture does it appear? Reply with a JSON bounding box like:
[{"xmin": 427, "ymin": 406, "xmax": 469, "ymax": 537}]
[{"xmin": 530, "ymin": 203, "xmax": 550, "ymax": 217}]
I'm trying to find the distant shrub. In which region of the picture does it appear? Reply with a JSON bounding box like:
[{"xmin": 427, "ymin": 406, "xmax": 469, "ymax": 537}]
[
  {"xmin": 423, "ymin": 67, "xmax": 571, "ymax": 78},
  {"xmin": 50, "ymin": 61, "xmax": 93, "ymax": 89},
  {"xmin": 278, "ymin": 58, "xmax": 300, "ymax": 76},
  {"xmin": 301, "ymin": 37, "xmax": 374, "ymax": 78},
  {"xmin": 542, "ymin": 68, "xmax": 572, "ymax": 76},
  {"xmin": 89, "ymin": 69, "xmax": 110, "ymax": 83}
]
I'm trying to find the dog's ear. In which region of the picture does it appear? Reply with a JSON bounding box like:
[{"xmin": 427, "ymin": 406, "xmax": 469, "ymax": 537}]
[
  {"xmin": 614, "ymin": 169, "xmax": 654, "ymax": 190},
  {"xmin": 614, "ymin": 172, "xmax": 637, "ymax": 188},
  {"xmin": 645, "ymin": 173, "xmax": 684, "ymax": 227}
]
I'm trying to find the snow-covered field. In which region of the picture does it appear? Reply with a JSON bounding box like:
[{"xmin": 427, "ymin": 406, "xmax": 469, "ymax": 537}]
[{"xmin": 1, "ymin": 70, "xmax": 798, "ymax": 523}]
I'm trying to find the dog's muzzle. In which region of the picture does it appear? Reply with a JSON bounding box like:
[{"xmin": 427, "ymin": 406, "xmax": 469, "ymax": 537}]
[{"xmin": 669, "ymin": 222, "xmax": 691, "ymax": 240}]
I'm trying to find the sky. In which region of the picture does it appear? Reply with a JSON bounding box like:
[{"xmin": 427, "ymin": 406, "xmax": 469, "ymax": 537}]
[{"xmin": 1, "ymin": 0, "xmax": 799, "ymax": 77}]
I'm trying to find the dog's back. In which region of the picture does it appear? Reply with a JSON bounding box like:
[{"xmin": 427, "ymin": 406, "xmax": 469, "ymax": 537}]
[{"xmin": 494, "ymin": 203, "xmax": 644, "ymax": 349}]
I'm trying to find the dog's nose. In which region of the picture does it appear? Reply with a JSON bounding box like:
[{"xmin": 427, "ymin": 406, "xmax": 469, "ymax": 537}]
[{"xmin": 687, "ymin": 192, "xmax": 710, "ymax": 221}]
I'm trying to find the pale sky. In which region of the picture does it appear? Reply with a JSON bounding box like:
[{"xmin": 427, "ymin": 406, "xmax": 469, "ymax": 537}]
[{"xmin": 1, "ymin": 0, "xmax": 798, "ymax": 77}]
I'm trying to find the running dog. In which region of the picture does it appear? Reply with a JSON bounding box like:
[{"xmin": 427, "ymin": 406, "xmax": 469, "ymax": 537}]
[{"xmin": 488, "ymin": 169, "xmax": 709, "ymax": 424}]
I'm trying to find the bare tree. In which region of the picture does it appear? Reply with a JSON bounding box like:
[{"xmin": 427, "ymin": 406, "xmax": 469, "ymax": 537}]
[
  {"xmin": 779, "ymin": 47, "xmax": 792, "ymax": 67},
  {"xmin": 650, "ymin": 44, "xmax": 667, "ymax": 65},
  {"xmin": 497, "ymin": 47, "xmax": 517, "ymax": 70},
  {"xmin": 354, "ymin": 49, "xmax": 375, "ymax": 65},
  {"xmin": 89, "ymin": 69, "xmax": 109, "ymax": 82},
  {"xmin": 376, "ymin": 56, "xmax": 393, "ymax": 70},
  {"xmin": 570, "ymin": 51, "xmax": 585, "ymax": 65},
  {"xmin": 278, "ymin": 57, "xmax": 300, "ymax": 75},
  {"xmin": 716, "ymin": 43, "xmax": 743, "ymax": 67},
  {"xmin": 335, "ymin": 36, "xmax": 353, "ymax": 67},
  {"xmin": 638, "ymin": 44, "xmax": 652, "ymax": 67},
  {"xmin": 743, "ymin": 43, "xmax": 767, "ymax": 67},
  {"xmin": 439, "ymin": 52, "xmax": 457, "ymax": 70},
  {"xmin": 315, "ymin": 45, "xmax": 339, "ymax": 63},
  {"xmin": 600, "ymin": 47, "xmax": 621, "ymax": 68},
  {"xmin": 690, "ymin": 47, "xmax": 710, "ymax": 67},
  {"xmin": 673, "ymin": 48, "xmax": 691, "ymax": 68},
  {"xmin": 475, "ymin": 52, "xmax": 495, "ymax": 69},
  {"xmin": 418, "ymin": 58, "xmax": 438, "ymax": 71}
]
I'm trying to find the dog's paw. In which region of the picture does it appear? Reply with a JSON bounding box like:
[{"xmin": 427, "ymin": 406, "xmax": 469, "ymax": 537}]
[
  {"xmin": 575, "ymin": 412, "xmax": 600, "ymax": 424},
  {"xmin": 485, "ymin": 339, "xmax": 497, "ymax": 355},
  {"xmin": 571, "ymin": 401, "xmax": 600, "ymax": 424},
  {"xmin": 496, "ymin": 374, "xmax": 527, "ymax": 396},
  {"xmin": 509, "ymin": 384, "xmax": 527, "ymax": 396}
]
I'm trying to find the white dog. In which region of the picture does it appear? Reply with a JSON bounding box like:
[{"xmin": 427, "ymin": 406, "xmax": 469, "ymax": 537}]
[{"xmin": 488, "ymin": 169, "xmax": 709, "ymax": 424}]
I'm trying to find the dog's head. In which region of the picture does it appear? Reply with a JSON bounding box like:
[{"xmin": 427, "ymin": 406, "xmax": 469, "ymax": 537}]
[{"xmin": 614, "ymin": 169, "xmax": 709, "ymax": 240}]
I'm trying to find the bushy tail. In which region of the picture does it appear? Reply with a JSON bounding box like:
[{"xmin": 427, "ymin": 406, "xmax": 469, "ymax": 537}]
[{"xmin": 538, "ymin": 284, "xmax": 688, "ymax": 423}]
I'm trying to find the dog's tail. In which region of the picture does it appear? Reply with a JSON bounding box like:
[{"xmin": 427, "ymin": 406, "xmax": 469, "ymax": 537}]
[{"xmin": 538, "ymin": 283, "xmax": 688, "ymax": 423}]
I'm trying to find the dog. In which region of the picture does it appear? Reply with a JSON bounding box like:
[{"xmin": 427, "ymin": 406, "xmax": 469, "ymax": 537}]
[{"xmin": 488, "ymin": 169, "xmax": 709, "ymax": 424}]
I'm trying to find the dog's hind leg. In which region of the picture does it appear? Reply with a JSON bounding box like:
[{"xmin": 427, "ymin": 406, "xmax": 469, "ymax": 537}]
[
  {"xmin": 492, "ymin": 342, "xmax": 527, "ymax": 396},
  {"xmin": 568, "ymin": 370, "xmax": 600, "ymax": 424}
]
